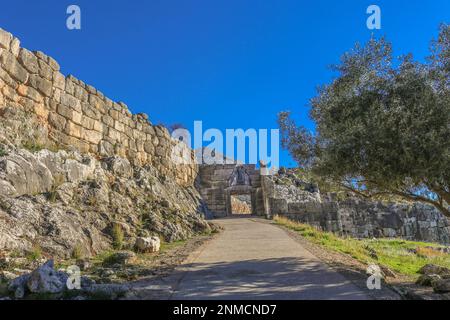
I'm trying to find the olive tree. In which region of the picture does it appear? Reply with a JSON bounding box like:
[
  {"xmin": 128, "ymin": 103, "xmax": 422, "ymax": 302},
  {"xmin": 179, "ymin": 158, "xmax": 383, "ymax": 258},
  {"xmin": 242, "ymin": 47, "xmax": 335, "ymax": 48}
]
[{"xmin": 279, "ymin": 24, "xmax": 450, "ymax": 217}]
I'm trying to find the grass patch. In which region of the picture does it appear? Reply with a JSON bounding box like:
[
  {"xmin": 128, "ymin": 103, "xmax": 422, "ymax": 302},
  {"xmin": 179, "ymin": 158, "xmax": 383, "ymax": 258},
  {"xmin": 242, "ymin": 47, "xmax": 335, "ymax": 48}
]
[
  {"xmin": 0, "ymin": 145, "xmax": 8, "ymax": 157},
  {"xmin": 22, "ymin": 140, "xmax": 45, "ymax": 153},
  {"xmin": 274, "ymin": 215, "xmax": 450, "ymax": 278},
  {"xmin": 111, "ymin": 225, "xmax": 124, "ymax": 250},
  {"xmin": 27, "ymin": 244, "xmax": 42, "ymax": 262}
]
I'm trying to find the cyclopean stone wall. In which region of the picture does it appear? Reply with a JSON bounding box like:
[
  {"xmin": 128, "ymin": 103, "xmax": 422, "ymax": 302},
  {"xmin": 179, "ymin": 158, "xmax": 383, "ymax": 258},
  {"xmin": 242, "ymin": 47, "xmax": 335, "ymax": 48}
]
[
  {"xmin": 262, "ymin": 171, "xmax": 450, "ymax": 244},
  {"xmin": 0, "ymin": 28, "xmax": 196, "ymax": 186}
]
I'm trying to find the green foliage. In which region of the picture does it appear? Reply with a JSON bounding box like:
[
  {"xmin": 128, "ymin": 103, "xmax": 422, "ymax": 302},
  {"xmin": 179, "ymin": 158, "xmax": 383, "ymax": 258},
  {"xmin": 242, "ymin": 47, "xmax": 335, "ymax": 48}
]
[
  {"xmin": 47, "ymin": 174, "xmax": 65, "ymax": 203},
  {"xmin": 72, "ymin": 244, "xmax": 84, "ymax": 260},
  {"xmin": 279, "ymin": 24, "xmax": 450, "ymax": 217},
  {"xmin": 22, "ymin": 140, "xmax": 45, "ymax": 153},
  {"xmin": 27, "ymin": 244, "xmax": 42, "ymax": 261},
  {"xmin": 0, "ymin": 145, "xmax": 7, "ymax": 157},
  {"xmin": 111, "ymin": 224, "xmax": 124, "ymax": 250},
  {"xmin": 275, "ymin": 216, "xmax": 450, "ymax": 277}
]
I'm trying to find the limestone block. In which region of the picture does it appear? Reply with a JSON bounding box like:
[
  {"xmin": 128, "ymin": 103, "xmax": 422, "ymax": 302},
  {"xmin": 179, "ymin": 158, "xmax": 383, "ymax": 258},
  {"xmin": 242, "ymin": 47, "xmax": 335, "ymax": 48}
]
[
  {"xmin": 28, "ymin": 74, "xmax": 52, "ymax": 97},
  {"xmin": 98, "ymin": 140, "xmax": 114, "ymax": 156},
  {"xmin": 0, "ymin": 49, "xmax": 28, "ymax": 83},
  {"xmin": 18, "ymin": 48, "xmax": 39, "ymax": 74},
  {"xmin": 53, "ymin": 71, "xmax": 65, "ymax": 90},
  {"xmin": 2, "ymin": 84, "xmax": 18, "ymax": 102},
  {"xmin": 93, "ymin": 120, "xmax": 103, "ymax": 133},
  {"xmin": 65, "ymin": 78, "xmax": 75, "ymax": 95},
  {"xmin": 0, "ymin": 67, "xmax": 17, "ymax": 88},
  {"xmin": 48, "ymin": 56, "xmax": 60, "ymax": 71},
  {"xmin": 48, "ymin": 112, "xmax": 67, "ymax": 131},
  {"xmin": 38, "ymin": 60, "xmax": 53, "ymax": 80},
  {"xmin": 10, "ymin": 37, "xmax": 20, "ymax": 57},
  {"xmin": 17, "ymin": 84, "xmax": 42, "ymax": 102},
  {"xmin": 82, "ymin": 102, "xmax": 101, "ymax": 120},
  {"xmin": 107, "ymin": 127, "xmax": 121, "ymax": 141},
  {"xmin": 114, "ymin": 120, "xmax": 124, "ymax": 132},
  {"xmin": 81, "ymin": 115, "xmax": 94, "ymax": 130},
  {"xmin": 60, "ymin": 92, "xmax": 81, "ymax": 112},
  {"xmin": 89, "ymin": 94, "xmax": 106, "ymax": 114},
  {"xmin": 33, "ymin": 51, "xmax": 48, "ymax": 62},
  {"xmin": 65, "ymin": 120, "xmax": 82, "ymax": 139},
  {"xmin": 102, "ymin": 114, "xmax": 114, "ymax": 127},
  {"xmin": 0, "ymin": 28, "xmax": 12, "ymax": 50},
  {"xmin": 34, "ymin": 103, "xmax": 49, "ymax": 119},
  {"xmin": 109, "ymin": 109, "xmax": 119, "ymax": 120},
  {"xmin": 73, "ymin": 85, "xmax": 88, "ymax": 102},
  {"xmin": 135, "ymin": 237, "xmax": 160, "ymax": 253},
  {"xmin": 82, "ymin": 129, "xmax": 103, "ymax": 145}
]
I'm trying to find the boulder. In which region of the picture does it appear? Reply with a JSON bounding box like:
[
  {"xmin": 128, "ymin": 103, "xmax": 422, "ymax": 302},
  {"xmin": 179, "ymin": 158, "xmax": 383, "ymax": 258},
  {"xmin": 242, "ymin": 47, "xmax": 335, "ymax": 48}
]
[
  {"xmin": 83, "ymin": 283, "xmax": 130, "ymax": 300},
  {"xmin": 416, "ymin": 274, "xmax": 442, "ymax": 286},
  {"xmin": 26, "ymin": 260, "xmax": 66, "ymax": 294},
  {"xmin": 8, "ymin": 273, "xmax": 30, "ymax": 299},
  {"xmin": 418, "ymin": 264, "xmax": 450, "ymax": 276},
  {"xmin": 135, "ymin": 236, "xmax": 161, "ymax": 253},
  {"xmin": 432, "ymin": 279, "xmax": 450, "ymax": 293}
]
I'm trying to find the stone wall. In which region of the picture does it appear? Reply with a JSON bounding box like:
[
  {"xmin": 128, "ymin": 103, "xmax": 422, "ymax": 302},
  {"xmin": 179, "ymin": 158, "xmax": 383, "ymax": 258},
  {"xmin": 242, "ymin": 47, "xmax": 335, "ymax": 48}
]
[
  {"xmin": 197, "ymin": 164, "xmax": 264, "ymax": 217},
  {"xmin": 262, "ymin": 173, "xmax": 450, "ymax": 244},
  {"xmin": 0, "ymin": 28, "xmax": 196, "ymax": 186}
]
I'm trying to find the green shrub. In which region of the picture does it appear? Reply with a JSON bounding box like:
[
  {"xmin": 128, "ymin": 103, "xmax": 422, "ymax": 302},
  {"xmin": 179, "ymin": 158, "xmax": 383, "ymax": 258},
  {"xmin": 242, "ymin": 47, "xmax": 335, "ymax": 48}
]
[
  {"xmin": 22, "ymin": 140, "xmax": 44, "ymax": 153},
  {"xmin": 112, "ymin": 224, "xmax": 124, "ymax": 250},
  {"xmin": 0, "ymin": 145, "xmax": 7, "ymax": 157},
  {"xmin": 27, "ymin": 244, "xmax": 42, "ymax": 261},
  {"xmin": 72, "ymin": 244, "xmax": 84, "ymax": 260}
]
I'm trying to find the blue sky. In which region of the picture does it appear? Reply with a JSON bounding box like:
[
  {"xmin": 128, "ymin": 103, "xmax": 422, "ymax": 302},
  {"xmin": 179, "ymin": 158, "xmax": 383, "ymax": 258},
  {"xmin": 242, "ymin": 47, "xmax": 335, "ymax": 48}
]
[{"xmin": 0, "ymin": 0, "xmax": 448, "ymax": 166}]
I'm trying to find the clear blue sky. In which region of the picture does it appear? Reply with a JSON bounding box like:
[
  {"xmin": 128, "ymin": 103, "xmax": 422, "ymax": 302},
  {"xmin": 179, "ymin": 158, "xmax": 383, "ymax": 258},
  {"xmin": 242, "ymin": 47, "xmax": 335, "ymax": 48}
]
[{"xmin": 1, "ymin": 1, "xmax": 448, "ymax": 166}]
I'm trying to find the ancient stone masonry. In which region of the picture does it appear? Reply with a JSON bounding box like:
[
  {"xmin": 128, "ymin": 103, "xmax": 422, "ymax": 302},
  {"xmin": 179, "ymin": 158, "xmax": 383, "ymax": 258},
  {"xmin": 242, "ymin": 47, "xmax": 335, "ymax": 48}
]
[
  {"xmin": 0, "ymin": 28, "xmax": 196, "ymax": 186},
  {"xmin": 262, "ymin": 172, "xmax": 450, "ymax": 244},
  {"xmin": 197, "ymin": 164, "xmax": 265, "ymax": 217},
  {"xmin": 197, "ymin": 164, "xmax": 450, "ymax": 244}
]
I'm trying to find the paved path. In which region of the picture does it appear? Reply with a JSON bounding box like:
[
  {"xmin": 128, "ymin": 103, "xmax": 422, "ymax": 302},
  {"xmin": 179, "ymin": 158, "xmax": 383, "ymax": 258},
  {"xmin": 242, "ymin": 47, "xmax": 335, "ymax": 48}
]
[{"xmin": 166, "ymin": 217, "xmax": 371, "ymax": 300}]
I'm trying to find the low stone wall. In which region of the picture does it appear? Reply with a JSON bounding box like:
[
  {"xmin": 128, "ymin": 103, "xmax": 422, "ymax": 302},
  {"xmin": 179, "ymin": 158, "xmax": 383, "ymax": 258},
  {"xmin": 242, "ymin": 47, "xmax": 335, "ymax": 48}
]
[
  {"xmin": 262, "ymin": 173, "xmax": 450, "ymax": 244},
  {"xmin": 0, "ymin": 28, "xmax": 196, "ymax": 186}
]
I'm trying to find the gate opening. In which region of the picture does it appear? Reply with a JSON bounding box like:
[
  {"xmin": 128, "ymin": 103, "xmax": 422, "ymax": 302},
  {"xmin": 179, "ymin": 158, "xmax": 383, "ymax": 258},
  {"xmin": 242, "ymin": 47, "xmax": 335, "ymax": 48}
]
[{"xmin": 230, "ymin": 194, "xmax": 252, "ymax": 214}]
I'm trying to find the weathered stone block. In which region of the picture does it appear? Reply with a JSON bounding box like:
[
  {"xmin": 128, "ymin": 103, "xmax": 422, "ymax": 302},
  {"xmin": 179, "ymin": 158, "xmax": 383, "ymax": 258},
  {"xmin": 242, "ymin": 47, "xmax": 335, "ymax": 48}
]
[
  {"xmin": 18, "ymin": 48, "xmax": 39, "ymax": 74},
  {"xmin": 48, "ymin": 112, "xmax": 67, "ymax": 131},
  {"xmin": 48, "ymin": 56, "xmax": 59, "ymax": 71},
  {"xmin": 82, "ymin": 129, "xmax": 103, "ymax": 144},
  {"xmin": 81, "ymin": 115, "xmax": 94, "ymax": 130},
  {"xmin": 65, "ymin": 120, "xmax": 82, "ymax": 139},
  {"xmin": 0, "ymin": 68, "xmax": 17, "ymax": 88},
  {"xmin": 82, "ymin": 102, "xmax": 101, "ymax": 120},
  {"xmin": 89, "ymin": 94, "xmax": 106, "ymax": 114},
  {"xmin": 53, "ymin": 71, "xmax": 65, "ymax": 90},
  {"xmin": 107, "ymin": 127, "xmax": 120, "ymax": 141},
  {"xmin": 0, "ymin": 28, "xmax": 12, "ymax": 50},
  {"xmin": 38, "ymin": 60, "xmax": 53, "ymax": 80},
  {"xmin": 1, "ymin": 49, "xmax": 29, "ymax": 83},
  {"xmin": 28, "ymin": 74, "xmax": 52, "ymax": 97},
  {"xmin": 114, "ymin": 120, "xmax": 125, "ymax": 132},
  {"xmin": 17, "ymin": 84, "xmax": 42, "ymax": 102},
  {"xmin": 93, "ymin": 120, "xmax": 103, "ymax": 133},
  {"xmin": 102, "ymin": 115, "xmax": 114, "ymax": 127},
  {"xmin": 10, "ymin": 37, "xmax": 20, "ymax": 57},
  {"xmin": 60, "ymin": 92, "xmax": 81, "ymax": 112}
]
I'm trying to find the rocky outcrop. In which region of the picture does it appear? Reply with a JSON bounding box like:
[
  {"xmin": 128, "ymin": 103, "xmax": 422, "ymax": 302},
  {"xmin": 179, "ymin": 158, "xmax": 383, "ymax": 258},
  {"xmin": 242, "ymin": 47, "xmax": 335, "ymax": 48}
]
[{"xmin": 0, "ymin": 143, "xmax": 210, "ymax": 258}]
